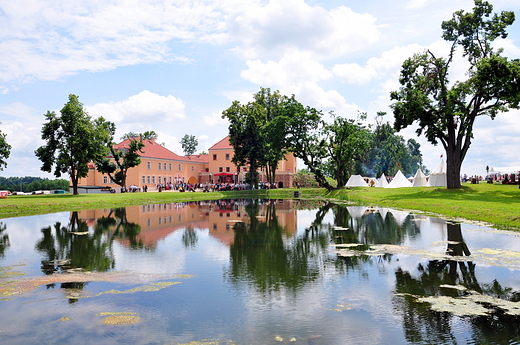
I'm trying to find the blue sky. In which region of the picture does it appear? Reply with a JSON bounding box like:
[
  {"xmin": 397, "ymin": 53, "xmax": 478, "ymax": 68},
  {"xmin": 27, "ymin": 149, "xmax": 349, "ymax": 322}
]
[{"xmin": 1, "ymin": 0, "xmax": 519, "ymax": 179}]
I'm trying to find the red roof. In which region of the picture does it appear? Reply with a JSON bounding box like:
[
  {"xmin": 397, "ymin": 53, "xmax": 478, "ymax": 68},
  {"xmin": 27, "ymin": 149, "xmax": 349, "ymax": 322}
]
[
  {"xmin": 114, "ymin": 138, "xmax": 208, "ymax": 163},
  {"xmin": 209, "ymin": 136, "xmax": 232, "ymax": 150}
]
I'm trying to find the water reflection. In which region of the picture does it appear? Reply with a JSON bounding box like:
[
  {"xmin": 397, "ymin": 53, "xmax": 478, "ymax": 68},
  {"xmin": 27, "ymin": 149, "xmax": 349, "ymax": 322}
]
[{"xmin": 0, "ymin": 200, "xmax": 519, "ymax": 344}]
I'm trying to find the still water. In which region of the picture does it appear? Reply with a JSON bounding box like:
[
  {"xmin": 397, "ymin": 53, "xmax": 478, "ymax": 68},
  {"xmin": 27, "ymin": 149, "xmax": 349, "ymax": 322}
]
[{"xmin": 0, "ymin": 199, "xmax": 519, "ymax": 345}]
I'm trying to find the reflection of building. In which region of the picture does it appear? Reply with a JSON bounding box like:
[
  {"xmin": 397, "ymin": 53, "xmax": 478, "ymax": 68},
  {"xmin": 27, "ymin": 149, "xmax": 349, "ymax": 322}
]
[
  {"xmin": 77, "ymin": 200, "xmax": 297, "ymax": 248},
  {"xmin": 76, "ymin": 136, "xmax": 296, "ymax": 192}
]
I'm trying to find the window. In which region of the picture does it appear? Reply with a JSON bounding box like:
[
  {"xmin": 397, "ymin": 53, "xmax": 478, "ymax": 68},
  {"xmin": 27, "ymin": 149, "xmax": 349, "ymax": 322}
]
[
  {"xmin": 141, "ymin": 176, "xmax": 145, "ymax": 184},
  {"xmin": 178, "ymin": 164, "xmax": 182, "ymax": 171},
  {"xmin": 152, "ymin": 176, "xmax": 156, "ymax": 184},
  {"xmin": 169, "ymin": 163, "xmax": 172, "ymax": 170},
  {"xmin": 225, "ymin": 153, "xmax": 230, "ymax": 160},
  {"xmin": 158, "ymin": 162, "xmax": 162, "ymax": 170},
  {"xmin": 103, "ymin": 176, "xmax": 108, "ymax": 184},
  {"xmin": 147, "ymin": 161, "xmax": 151, "ymax": 169},
  {"xmin": 219, "ymin": 167, "xmax": 223, "ymax": 172},
  {"xmin": 213, "ymin": 154, "xmax": 217, "ymax": 160},
  {"xmin": 147, "ymin": 176, "xmax": 150, "ymax": 184},
  {"xmin": 158, "ymin": 176, "xmax": 162, "ymax": 184},
  {"xmin": 191, "ymin": 166, "xmax": 194, "ymax": 171},
  {"xmin": 163, "ymin": 163, "xmax": 167, "ymax": 170},
  {"xmin": 226, "ymin": 167, "xmax": 230, "ymax": 172}
]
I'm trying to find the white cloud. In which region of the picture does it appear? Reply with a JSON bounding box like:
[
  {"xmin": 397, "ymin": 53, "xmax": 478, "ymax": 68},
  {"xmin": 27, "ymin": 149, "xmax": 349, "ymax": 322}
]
[
  {"xmin": 87, "ymin": 90, "xmax": 186, "ymax": 125},
  {"xmin": 228, "ymin": 0, "xmax": 380, "ymax": 60},
  {"xmin": 0, "ymin": 0, "xmax": 236, "ymax": 90},
  {"xmin": 241, "ymin": 51, "xmax": 332, "ymax": 88},
  {"xmin": 203, "ymin": 111, "xmax": 228, "ymax": 127}
]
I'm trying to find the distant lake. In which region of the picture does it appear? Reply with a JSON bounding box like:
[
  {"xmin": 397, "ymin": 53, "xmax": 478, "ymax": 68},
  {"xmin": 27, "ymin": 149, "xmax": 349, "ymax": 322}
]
[{"xmin": 0, "ymin": 199, "xmax": 519, "ymax": 345}]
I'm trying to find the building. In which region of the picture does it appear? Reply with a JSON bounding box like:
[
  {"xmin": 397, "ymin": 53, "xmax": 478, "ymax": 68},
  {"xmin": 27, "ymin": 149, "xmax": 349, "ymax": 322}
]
[{"xmin": 76, "ymin": 136, "xmax": 296, "ymax": 192}]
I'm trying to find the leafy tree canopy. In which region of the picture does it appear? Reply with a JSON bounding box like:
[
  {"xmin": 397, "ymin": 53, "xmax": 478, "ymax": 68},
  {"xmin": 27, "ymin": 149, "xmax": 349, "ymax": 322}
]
[
  {"xmin": 390, "ymin": 0, "xmax": 519, "ymax": 188},
  {"xmin": 35, "ymin": 94, "xmax": 113, "ymax": 195},
  {"xmin": 180, "ymin": 134, "xmax": 198, "ymax": 156},
  {"xmin": 0, "ymin": 122, "xmax": 11, "ymax": 171}
]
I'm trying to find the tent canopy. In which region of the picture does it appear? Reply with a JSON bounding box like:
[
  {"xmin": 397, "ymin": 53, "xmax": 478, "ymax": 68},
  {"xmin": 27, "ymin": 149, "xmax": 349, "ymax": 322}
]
[
  {"xmin": 427, "ymin": 159, "xmax": 447, "ymax": 187},
  {"xmin": 346, "ymin": 175, "xmax": 368, "ymax": 187},
  {"xmin": 412, "ymin": 168, "xmax": 427, "ymax": 187},
  {"xmin": 490, "ymin": 166, "xmax": 520, "ymax": 173},
  {"xmin": 386, "ymin": 170, "xmax": 412, "ymax": 188},
  {"xmin": 375, "ymin": 173, "xmax": 389, "ymax": 188}
]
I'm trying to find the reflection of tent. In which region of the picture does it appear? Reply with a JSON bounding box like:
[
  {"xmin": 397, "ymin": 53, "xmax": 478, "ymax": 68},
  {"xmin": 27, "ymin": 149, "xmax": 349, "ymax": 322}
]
[
  {"xmin": 386, "ymin": 170, "xmax": 412, "ymax": 188},
  {"xmin": 346, "ymin": 175, "xmax": 368, "ymax": 187},
  {"xmin": 390, "ymin": 210, "xmax": 410, "ymax": 226},
  {"xmin": 375, "ymin": 173, "xmax": 389, "ymax": 188},
  {"xmin": 347, "ymin": 206, "xmax": 368, "ymax": 219},
  {"xmin": 427, "ymin": 159, "xmax": 447, "ymax": 187},
  {"xmin": 412, "ymin": 168, "xmax": 428, "ymax": 187}
]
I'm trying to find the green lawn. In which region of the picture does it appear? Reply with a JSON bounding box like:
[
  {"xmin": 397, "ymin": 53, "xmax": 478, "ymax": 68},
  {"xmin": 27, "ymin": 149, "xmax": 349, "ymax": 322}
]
[{"xmin": 1, "ymin": 184, "xmax": 519, "ymax": 230}]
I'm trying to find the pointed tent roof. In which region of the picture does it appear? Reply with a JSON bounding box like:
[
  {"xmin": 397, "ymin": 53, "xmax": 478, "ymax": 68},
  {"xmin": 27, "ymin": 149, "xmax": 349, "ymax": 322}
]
[
  {"xmin": 386, "ymin": 170, "xmax": 412, "ymax": 188},
  {"xmin": 427, "ymin": 159, "xmax": 447, "ymax": 187},
  {"xmin": 412, "ymin": 168, "xmax": 428, "ymax": 187},
  {"xmin": 347, "ymin": 206, "xmax": 368, "ymax": 219},
  {"xmin": 346, "ymin": 175, "xmax": 368, "ymax": 187},
  {"xmin": 375, "ymin": 173, "xmax": 389, "ymax": 188}
]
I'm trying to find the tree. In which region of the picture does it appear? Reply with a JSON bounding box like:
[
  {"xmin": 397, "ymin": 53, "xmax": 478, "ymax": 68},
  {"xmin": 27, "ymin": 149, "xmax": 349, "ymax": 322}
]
[
  {"xmin": 180, "ymin": 134, "xmax": 198, "ymax": 156},
  {"xmin": 0, "ymin": 122, "xmax": 11, "ymax": 170},
  {"xmin": 222, "ymin": 88, "xmax": 299, "ymax": 187},
  {"xmin": 390, "ymin": 0, "xmax": 519, "ymax": 188},
  {"xmin": 96, "ymin": 126, "xmax": 145, "ymax": 190},
  {"xmin": 361, "ymin": 112, "xmax": 426, "ymax": 177},
  {"xmin": 35, "ymin": 94, "xmax": 112, "ymax": 195},
  {"xmin": 141, "ymin": 130, "xmax": 158, "ymax": 140},
  {"xmin": 321, "ymin": 113, "xmax": 371, "ymax": 188},
  {"xmin": 120, "ymin": 132, "xmax": 140, "ymax": 140}
]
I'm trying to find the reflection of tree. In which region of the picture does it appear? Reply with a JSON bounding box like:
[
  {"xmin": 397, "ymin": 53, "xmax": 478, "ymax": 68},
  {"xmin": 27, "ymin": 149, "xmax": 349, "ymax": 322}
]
[
  {"xmin": 94, "ymin": 208, "xmax": 146, "ymax": 250},
  {"xmin": 0, "ymin": 222, "xmax": 9, "ymax": 258},
  {"xmin": 35, "ymin": 211, "xmax": 115, "ymax": 274},
  {"xmin": 182, "ymin": 226, "xmax": 198, "ymax": 249},
  {"xmin": 226, "ymin": 200, "xmax": 327, "ymax": 294},
  {"xmin": 393, "ymin": 222, "xmax": 520, "ymax": 344}
]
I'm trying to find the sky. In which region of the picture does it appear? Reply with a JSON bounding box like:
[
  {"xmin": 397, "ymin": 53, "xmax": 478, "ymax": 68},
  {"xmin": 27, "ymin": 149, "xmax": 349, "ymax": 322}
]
[{"xmin": 1, "ymin": 0, "xmax": 519, "ymax": 179}]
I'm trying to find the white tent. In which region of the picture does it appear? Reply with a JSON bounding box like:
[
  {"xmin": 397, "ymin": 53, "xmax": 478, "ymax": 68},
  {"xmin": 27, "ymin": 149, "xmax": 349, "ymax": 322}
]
[
  {"xmin": 490, "ymin": 166, "xmax": 520, "ymax": 173},
  {"xmin": 412, "ymin": 168, "xmax": 428, "ymax": 187},
  {"xmin": 427, "ymin": 159, "xmax": 447, "ymax": 187},
  {"xmin": 375, "ymin": 173, "xmax": 389, "ymax": 188},
  {"xmin": 386, "ymin": 170, "xmax": 412, "ymax": 188},
  {"xmin": 346, "ymin": 175, "xmax": 368, "ymax": 187}
]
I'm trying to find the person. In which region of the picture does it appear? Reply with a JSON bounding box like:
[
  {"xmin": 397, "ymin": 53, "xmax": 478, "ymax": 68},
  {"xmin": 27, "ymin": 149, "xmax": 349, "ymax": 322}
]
[{"xmin": 144, "ymin": 185, "xmax": 148, "ymax": 192}]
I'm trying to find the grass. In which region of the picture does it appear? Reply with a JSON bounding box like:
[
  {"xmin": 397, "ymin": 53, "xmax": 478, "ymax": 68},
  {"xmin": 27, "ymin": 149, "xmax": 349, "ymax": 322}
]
[{"xmin": 1, "ymin": 183, "xmax": 519, "ymax": 230}]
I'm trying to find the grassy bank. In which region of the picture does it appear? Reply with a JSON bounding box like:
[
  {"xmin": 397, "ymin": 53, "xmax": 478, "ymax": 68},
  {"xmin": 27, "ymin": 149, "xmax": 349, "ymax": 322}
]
[
  {"xmin": 0, "ymin": 188, "xmax": 324, "ymax": 219},
  {"xmin": 328, "ymin": 182, "xmax": 520, "ymax": 230},
  {"xmin": 1, "ymin": 184, "xmax": 519, "ymax": 230}
]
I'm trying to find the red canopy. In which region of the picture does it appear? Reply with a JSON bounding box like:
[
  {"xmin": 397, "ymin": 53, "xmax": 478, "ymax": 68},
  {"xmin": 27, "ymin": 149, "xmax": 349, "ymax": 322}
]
[{"xmin": 214, "ymin": 173, "xmax": 234, "ymax": 176}]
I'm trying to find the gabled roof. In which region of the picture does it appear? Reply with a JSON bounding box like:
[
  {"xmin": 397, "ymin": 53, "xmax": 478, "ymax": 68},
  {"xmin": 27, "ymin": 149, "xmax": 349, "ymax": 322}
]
[
  {"xmin": 209, "ymin": 136, "xmax": 232, "ymax": 150},
  {"xmin": 114, "ymin": 138, "xmax": 208, "ymax": 163}
]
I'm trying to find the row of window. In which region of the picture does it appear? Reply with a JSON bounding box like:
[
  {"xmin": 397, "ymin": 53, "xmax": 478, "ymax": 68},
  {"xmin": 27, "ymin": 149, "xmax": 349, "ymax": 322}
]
[
  {"xmin": 146, "ymin": 161, "xmax": 198, "ymax": 172},
  {"xmin": 213, "ymin": 153, "xmax": 231, "ymax": 160}
]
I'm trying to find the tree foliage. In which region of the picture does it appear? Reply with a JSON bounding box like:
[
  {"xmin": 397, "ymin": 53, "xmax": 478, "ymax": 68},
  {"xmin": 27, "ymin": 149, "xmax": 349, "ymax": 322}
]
[
  {"xmin": 222, "ymin": 88, "xmax": 300, "ymax": 187},
  {"xmin": 120, "ymin": 132, "xmax": 140, "ymax": 140},
  {"xmin": 0, "ymin": 176, "xmax": 69, "ymax": 193},
  {"xmin": 35, "ymin": 94, "xmax": 112, "ymax": 195},
  {"xmin": 390, "ymin": 0, "xmax": 519, "ymax": 188},
  {"xmin": 180, "ymin": 134, "xmax": 198, "ymax": 156},
  {"xmin": 0, "ymin": 122, "xmax": 11, "ymax": 171},
  {"xmin": 141, "ymin": 130, "xmax": 158, "ymax": 140},
  {"xmin": 359, "ymin": 112, "xmax": 427, "ymax": 178},
  {"xmin": 96, "ymin": 127, "xmax": 145, "ymax": 189}
]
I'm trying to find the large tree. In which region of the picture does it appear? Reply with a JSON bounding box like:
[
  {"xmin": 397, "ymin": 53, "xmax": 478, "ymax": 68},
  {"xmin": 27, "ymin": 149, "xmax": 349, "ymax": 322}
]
[
  {"xmin": 96, "ymin": 126, "xmax": 145, "ymax": 190},
  {"xmin": 180, "ymin": 134, "xmax": 198, "ymax": 156},
  {"xmin": 35, "ymin": 94, "xmax": 112, "ymax": 195},
  {"xmin": 222, "ymin": 88, "xmax": 298, "ymax": 187},
  {"xmin": 390, "ymin": 0, "xmax": 519, "ymax": 189},
  {"xmin": 0, "ymin": 122, "xmax": 11, "ymax": 171}
]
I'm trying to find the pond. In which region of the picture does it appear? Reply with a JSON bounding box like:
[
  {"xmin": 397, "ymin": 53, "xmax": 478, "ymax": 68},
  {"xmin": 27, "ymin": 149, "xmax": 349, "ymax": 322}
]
[{"xmin": 0, "ymin": 199, "xmax": 519, "ymax": 345}]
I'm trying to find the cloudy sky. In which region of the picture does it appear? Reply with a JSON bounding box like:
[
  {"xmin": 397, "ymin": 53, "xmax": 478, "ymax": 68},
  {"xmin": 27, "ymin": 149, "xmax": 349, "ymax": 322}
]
[{"xmin": 1, "ymin": 0, "xmax": 519, "ymax": 179}]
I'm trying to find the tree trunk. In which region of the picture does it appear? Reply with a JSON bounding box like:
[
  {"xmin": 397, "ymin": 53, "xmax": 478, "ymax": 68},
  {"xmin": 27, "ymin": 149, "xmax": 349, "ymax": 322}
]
[{"xmin": 446, "ymin": 143, "xmax": 462, "ymax": 189}]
